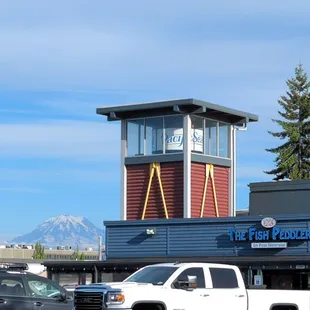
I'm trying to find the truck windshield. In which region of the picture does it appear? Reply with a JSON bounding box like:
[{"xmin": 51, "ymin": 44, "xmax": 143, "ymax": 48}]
[{"xmin": 124, "ymin": 266, "xmax": 178, "ymax": 285}]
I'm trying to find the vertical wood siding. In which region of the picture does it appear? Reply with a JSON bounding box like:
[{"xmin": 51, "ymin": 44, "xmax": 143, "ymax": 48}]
[
  {"xmin": 191, "ymin": 162, "xmax": 230, "ymax": 218},
  {"xmin": 126, "ymin": 162, "xmax": 183, "ymax": 220}
]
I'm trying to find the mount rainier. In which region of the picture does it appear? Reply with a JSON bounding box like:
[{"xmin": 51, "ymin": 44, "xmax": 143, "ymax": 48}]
[{"xmin": 10, "ymin": 215, "xmax": 104, "ymax": 248}]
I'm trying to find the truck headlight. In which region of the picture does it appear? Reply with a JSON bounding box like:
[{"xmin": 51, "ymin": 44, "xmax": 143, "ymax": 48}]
[{"xmin": 106, "ymin": 292, "xmax": 125, "ymax": 305}]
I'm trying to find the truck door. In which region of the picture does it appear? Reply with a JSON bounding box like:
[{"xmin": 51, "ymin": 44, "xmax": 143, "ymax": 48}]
[
  {"xmin": 170, "ymin": 267, "xmax": 216, "ymax": 310},
  {"xmin": 206, "ymin": 267, "xmax": 247, "ymax": 310},
  {"xmin": 25, "ymin": 275, "xmax": 72, "ymax": 310}
]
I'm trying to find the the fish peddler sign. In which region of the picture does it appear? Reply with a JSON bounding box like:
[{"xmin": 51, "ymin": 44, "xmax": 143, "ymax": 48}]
[{"xmin": 228, "ymin": 217, "xmax": 310, "ymax": 242}]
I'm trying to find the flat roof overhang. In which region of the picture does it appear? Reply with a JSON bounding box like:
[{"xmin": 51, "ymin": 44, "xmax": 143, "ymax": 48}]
[
  {"xmin": 43, "ymin": 255, "xmax": 310, "ymax": 271},
  {"xmin": 96, "ymin": 98, "xmax": 259, "ymax": 125}
]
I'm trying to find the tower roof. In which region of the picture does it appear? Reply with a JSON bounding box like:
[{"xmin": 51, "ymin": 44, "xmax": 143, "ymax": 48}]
[{"xmin": 97, "ymin": 98, "xmax": 258, "ymax": 124}]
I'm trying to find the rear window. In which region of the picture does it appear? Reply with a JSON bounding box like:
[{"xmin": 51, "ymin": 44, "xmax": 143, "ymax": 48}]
[{"xmin": 209, "ymin": 268, "xmax": 239, "ymax": 288}]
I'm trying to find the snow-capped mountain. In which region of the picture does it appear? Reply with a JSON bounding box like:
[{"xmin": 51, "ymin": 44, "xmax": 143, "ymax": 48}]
[{"xmin": 10, "ymin": 215, "xmax": 104, "ymax": 247}]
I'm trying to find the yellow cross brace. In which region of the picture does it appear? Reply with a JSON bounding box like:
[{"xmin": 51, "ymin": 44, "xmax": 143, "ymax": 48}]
[
  {"xmin": 141, "ymin": 163, "xmax": 169, "ymax": 220},
  {"xmin": 200, "ymin": 164, "xmax": 219, "ymax": 218}
]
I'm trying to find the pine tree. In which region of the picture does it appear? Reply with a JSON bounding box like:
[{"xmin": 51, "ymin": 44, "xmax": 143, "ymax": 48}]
[
  {"xmin": 32, "ymin": 242, "xmax": 46, "ymax": 259},
  {"xmin": 264, "ymin": 64, "xmax": 310, "ymax": 180}
]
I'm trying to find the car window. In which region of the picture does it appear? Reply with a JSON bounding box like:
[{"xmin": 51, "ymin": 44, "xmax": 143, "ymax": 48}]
[
  {"xmin": 173, "ymin": 267, "xmax": 206, "ymax": 288},
  {"xmin": 27, "ymin": 276, "xmax": 62, "ymax": 299},
  {"xmin": 209, "ymin": 268, "xmax": 239, "ymax": 288},
  {"xmin": 0, "ymin": 276, "xmax": 26, "ymax": 296}
]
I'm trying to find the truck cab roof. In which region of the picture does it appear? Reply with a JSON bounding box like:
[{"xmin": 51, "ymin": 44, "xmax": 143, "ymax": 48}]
[{"xmin": 148, "ymin": 262, "xmax": 237, "ymax": 269}]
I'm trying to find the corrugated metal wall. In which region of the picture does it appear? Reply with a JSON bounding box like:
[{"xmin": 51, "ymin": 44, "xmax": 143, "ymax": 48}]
[
  {"xmin": 105, "ymin": 216, "xmax": 310, "ymax": 259},
  {"xmin": 126, "ymin": 162, "xmax": 183, "ymax": 220},
  {"xmin": 191, "ymin": 163, "xmax": 229, "ymax": 218}
]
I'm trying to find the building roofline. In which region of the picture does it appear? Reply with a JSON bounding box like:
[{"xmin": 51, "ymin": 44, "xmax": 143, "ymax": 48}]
[
  {"xmin": 104, "ymin": 213, "xmax": 310, "ymax": 227},
  {"xmin": 249, "ymin": 179, "xmax": 310, "ymax": 192},
  {"xmin": 96, "ymin": 98, "xmax": 259, "ymax": 124},
  {"xmin": 42, "ymin": 255, "xmax": 310, "ymax": 268}
]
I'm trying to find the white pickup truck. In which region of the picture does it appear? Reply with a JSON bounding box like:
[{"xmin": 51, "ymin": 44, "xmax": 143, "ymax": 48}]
[{"xmin": 73, "ymin": 262, "xmax": 310, "ymax": 310}]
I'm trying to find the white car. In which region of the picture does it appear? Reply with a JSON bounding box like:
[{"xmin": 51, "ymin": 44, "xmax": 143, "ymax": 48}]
[{"xmin": 73, "ymin": 262, "xmax": 309, "ymax": 310}]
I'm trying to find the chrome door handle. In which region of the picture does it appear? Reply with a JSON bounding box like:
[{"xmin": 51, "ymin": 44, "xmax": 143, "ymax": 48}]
[
  {"xmin": 201, "ymin": 294, "xmax": 210, "ymax": 297},
  {"xmin": 236, "ymin": 294, "xmax": 245, "ymax": 297}
]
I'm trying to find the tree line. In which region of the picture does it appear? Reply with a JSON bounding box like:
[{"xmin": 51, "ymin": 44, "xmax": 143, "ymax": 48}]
[{"xmin": 32, "ymin": 242, "xmax": 85, "ymax": 260}]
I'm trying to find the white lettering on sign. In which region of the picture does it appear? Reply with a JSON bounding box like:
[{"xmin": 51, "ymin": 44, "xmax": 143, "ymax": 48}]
[{"xmin": 251, "ymin": 242, "xmax": 287, "ymax": 249}]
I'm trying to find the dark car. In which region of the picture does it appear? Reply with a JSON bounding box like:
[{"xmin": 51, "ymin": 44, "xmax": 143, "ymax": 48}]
[{"xmin": 0, "ymin": 262, "xmax": 73, "ymax": 310}]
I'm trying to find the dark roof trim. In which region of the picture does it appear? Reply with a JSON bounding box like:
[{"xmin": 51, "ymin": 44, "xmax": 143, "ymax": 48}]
[
  {"xmin": 96, "ymin": 98, "xmax": 258, "ymax": 124},
  {"xmin": 249, "ymin": 179, "xmax": 310, "ymax": 192},
  {"xmin": 42, "ymin": 254, "xmax": 310, "ymax": 268},
  {"xmin": 104, "ymin": 214, "xmax": 310, "ymax": 227}
]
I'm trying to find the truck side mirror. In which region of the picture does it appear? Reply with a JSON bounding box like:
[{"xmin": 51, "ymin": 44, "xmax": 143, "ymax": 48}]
[{"xmin": 175, "ymin": 275, "xmax": 198, "ymax": 290}]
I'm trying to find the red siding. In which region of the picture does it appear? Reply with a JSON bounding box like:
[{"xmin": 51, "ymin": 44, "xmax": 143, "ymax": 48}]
[
  {"xmin": 191, "ymin": 163, "xmax": 229, "ymax": 218},
  {"xmin": 126, "ymin": 162, "xmax": 183, "ymax": 220}
]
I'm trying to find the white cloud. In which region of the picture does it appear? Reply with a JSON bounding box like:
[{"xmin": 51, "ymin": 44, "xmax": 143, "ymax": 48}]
[{"xmin": 0, "ymin": 119, "xmax": 120, "ymax": 160}]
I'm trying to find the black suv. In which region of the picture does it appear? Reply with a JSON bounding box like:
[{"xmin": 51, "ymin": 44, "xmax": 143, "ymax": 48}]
[{"xmin": 0, "ymin": 262, "xmax": 73, "ymax": 310}]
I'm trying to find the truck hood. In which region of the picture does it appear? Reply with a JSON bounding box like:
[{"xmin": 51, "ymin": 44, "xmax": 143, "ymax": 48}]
[{"xmin": 76, "ymin": 281, "xmax": 155, "ymax": 292}]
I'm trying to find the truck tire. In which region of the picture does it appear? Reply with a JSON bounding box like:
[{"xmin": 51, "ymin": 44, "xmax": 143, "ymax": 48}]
[
  {"xmin": 271, "ymin": 305, "xmax": 298, "ymax": 310},
  {"xmin": 132, "ymin": 302, "xmax": 165, "ymax": 310}
]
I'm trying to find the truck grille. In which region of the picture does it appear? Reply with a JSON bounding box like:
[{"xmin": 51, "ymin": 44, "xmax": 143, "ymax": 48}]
[{"xmin": 74, "ymin": 291, "xmax": 104, "ymax": 310}]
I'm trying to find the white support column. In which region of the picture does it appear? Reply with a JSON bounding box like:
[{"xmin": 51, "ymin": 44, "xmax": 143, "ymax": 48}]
[
  {"xmin": 183, "ymin": 114, "xmax": 191, "ymax": 218},
  {"xmin": 230, "ymin": 126, "xmax": 237, "ymax": 217},
  {"xmin": 120, "ymin": 120, "xmax": 127, "ymax": 220}
]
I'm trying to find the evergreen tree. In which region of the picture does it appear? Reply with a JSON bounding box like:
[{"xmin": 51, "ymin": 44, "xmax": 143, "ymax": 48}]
[
  {"xmin": 264, "ymin": 64, "xmax": 310, "ymax": 180},
  {"xmin": 32, "ymin": 242, "xmax": 46, "ymax": 259}
]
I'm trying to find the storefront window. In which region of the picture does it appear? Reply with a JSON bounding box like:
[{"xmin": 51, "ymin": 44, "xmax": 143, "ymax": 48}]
[
  {"xmin": 219, "ymin": 123, "xmax": 230, "ymax": 158},
  {"xmin": 205, "ymin": 120, "xmax": 217, "ymax": 156},
  {"xmin": 127, "ymin": 119, "xmax": 144, "ymax": 157},
  {"xmin": 145, "ymin": 117, "xmax": 164, "ymax": 155},
  {"xmin": 164, "ymin": 115, "xmax": 184, "ymax": 153},
  {"xmin": 191, "ymin": 116, "xmax": 204, "ymax": 154}
]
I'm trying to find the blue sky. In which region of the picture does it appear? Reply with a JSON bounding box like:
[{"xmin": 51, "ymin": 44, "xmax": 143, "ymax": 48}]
[{"xmin": 1, "ymin": 0, "xmax": 310, "ymax": 241}]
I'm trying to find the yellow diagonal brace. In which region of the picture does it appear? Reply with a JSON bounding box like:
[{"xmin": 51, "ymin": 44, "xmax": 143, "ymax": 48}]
[
  {"xmin": 155, "ymin": 164, "xmax": 169, "ymax": 220},
  {"xmin": 209, "ymin": 165, "xmax": 219, "ymax": 217},
  {"xmin": 141, "ymin": 163, "xmax": 169, "ymax": 220},
  {"xmin": 141, "ymin": 163, "xmax": 155, "ymax": 220},
  {"xmin": 200, "ymin": 164, "xmax": 219, "ymax": 218},
  {"xmin": 200, "ymin": 164, "xmax": 210, "ymax": 218}
]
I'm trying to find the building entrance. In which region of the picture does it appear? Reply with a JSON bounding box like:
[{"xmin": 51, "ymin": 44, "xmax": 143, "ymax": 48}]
[{"xmin": 263, "ymin": 270, "xmax": 309, "ymax": 290}]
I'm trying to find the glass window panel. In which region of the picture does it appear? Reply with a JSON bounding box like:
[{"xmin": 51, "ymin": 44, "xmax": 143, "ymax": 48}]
[
  {"xmin": 145, "ymin": 117, "xmax": 164, "ymax": 155},
  {"xmin": 190, "ymin": 116, "xmax": 204, "ymax": 153},
  {"xmin": 205, "ymin": 120, "xmax": 217, "ymax": 156},
  {"xmin": 164, "ymin": 116, "xmax": 184, "ymax": 153},
  {"xmin": 127, "ymin": 119, "xmax": 144, "ymax": 156},
  {"xmin": 219, "ymin": 123, "xmax": 230, "ymax": 158}
]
